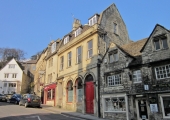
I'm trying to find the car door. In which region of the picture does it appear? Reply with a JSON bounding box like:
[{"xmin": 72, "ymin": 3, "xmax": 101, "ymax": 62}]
[{"xmin": 10, "ymin": 95, "xmax": 15, "ymax": 103}]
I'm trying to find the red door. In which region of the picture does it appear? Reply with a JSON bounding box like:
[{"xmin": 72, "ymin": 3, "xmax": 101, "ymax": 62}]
[{"xmin": 85, "ymin": 81, "xmax": 94, "ymax": 114}]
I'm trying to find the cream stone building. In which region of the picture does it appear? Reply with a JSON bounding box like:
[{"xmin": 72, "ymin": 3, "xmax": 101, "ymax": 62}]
[{"xmin": 56, "ymin": 3, "xmax": 130, "ymax": 117}]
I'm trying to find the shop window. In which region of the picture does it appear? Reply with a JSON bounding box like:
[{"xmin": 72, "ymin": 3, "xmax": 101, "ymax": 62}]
[
  {"xmin": 47, "ymin": 89, "xmax": 52, "ymax": 100},
  {"xmin": 107, "ymin": 74, "xmax": 121, "ymax": 86},
  {"xmin": 160, "ymin": 95, "xmax": 170, "ymax": 118},
  {"xmin": 67, "ymin": 80, "xmax": 73, "ymax": 102},
  {"xmin": 104, "ymin": 96, "xmax": 126, "ymax": 112},
  {"xmin": 155, "ymin": 64, "xmax": 170, "ymax": 79},
  {"xmin": 133, "ymin": 70, "xmax": 142, "ymax": 83},
  {"xmin": 75, "ymin": 78, "xmax": 83, "ymax": 102}
]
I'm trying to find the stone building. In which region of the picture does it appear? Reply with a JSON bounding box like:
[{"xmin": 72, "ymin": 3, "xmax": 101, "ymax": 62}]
[
  {"xmin": 56, "ymin": 3, "xmax": 130, "ymax": 117},
  {"xmin": 100, "ymin": 24, "xmax": 170, "ymax": 120}
]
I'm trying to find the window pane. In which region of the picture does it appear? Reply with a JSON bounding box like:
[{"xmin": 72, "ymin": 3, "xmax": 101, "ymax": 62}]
[
  {"xmin": 133, "ymin": 70, "xmax": 142, "ymax": 82},
  {"xmin": 162, "ymin": 38, "xmax": 168, "ymax": 49},
  {"xmin": 68, "ymin": 90, "xmax": 73, "ymax": 102},
  {"xmin": 154, "ymin": 40, "xmax": 160, "ymax": 50},
  {"xmin": 88, "ymin": 41, "xmax": 92, "ymax": 49},
  {"xmin": 109, "ymin": 54, "xmax": 114, "ymax": 63}
]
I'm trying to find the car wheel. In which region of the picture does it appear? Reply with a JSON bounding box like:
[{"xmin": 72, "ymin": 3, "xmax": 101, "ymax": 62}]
[
  {"xmin": 15, "ymin": 101, "xmax": 18, "ymax": 104},
  {"xmin": 25, "ymin": 102, "xmax": 28, "ymax": 108}
]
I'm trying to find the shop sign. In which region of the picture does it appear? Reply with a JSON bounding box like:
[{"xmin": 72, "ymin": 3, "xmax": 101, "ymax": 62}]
[{"xmin": 150, "ymin": 104, "xmax": 158, "ymax": 112}]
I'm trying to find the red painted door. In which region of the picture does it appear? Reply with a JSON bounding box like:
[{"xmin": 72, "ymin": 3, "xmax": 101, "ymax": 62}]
[{"xmin": 85, "ymin": 81, "xmax": 94, "ymax": 114}]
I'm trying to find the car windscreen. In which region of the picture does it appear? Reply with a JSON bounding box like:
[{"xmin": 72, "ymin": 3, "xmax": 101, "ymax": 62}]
[
  {"xmin": 16, "ymin": 94, "xmax": 21, "ymax": 98},
  {"xmin": 30, "ymin": 95, "xmax": 40, "ymax": 99}
]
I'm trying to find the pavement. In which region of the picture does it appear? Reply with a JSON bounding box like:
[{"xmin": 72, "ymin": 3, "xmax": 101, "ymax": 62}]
[{"xmin": 41, "ymin": 104, "xmax": 108, "ymax": 120}]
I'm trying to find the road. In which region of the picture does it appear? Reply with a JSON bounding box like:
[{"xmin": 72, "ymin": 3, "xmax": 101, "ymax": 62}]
[{"xmin": 0, "ymin": 102, "xmax": 85, "ymax": 120}]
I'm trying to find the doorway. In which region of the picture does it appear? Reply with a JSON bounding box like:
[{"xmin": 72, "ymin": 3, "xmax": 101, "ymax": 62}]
[
  {"xmin": 85, "ymin": 74, "xmax": 94, "ymax": 114},
  {"xmin": 136, "ymin": 99, "xmax": 149, "ymax": 120}
]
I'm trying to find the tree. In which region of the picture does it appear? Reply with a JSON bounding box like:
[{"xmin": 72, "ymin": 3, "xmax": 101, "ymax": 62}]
[
  {"xmin": 0, "ymin": 48, "xmax": 26, "ymax": 69},
  {"xmin": 0, "ymin": 48, "xmax": 26, "ymax": 61}
]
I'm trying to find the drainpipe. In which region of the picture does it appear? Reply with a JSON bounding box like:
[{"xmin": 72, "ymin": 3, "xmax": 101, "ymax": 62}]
[{"xmin": 97, "ymin": 59, "xmax": 101, "ymax": 117}]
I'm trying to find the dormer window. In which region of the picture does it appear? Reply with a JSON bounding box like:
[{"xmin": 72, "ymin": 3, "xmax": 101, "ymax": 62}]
[
  {"xmin": 109, "ymin": 50, "xmax": 118, "ymax": 63},
  {"xmin": 64, "ymin": 36, "xmax": 69, "ymax": 45},
  {"xmin": 89, "ymin": 15, "xmax": 98, "ymax": 26},
  {"xmin": 75, "ymin": 27, "xmax": 82, "ymax": 37},
  {"xmin": 153, "ymin": 35, "xmax": 168, "ymax": 51},
  {"xmin": 51, "ymin": 42, "xmax": 56, "ymax": 53}
]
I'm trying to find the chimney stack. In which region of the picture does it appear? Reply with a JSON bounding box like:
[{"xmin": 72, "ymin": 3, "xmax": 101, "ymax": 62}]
[{"xmin": 73, "ymin": 19, "xmax": 81, "ymax": 31}]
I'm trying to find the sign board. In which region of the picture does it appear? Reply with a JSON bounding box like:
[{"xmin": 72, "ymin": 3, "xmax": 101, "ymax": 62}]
[{"xmin": 150, "ymin": 104, "xmax": 158, "ymax": 112}]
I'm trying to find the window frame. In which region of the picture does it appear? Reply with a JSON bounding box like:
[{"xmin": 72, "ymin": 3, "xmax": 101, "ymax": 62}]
[
  {"xmin": 133, "ymin": 70, "xmax": 142, "ymax": 83},
  {"xmin": 89, "ymin": 15, "xmax": 97, "ymax": 26},
  {"xmin": 51, "ymin": 42, "xmax": 56, "ymax": 53},
  {"xmin": 64, "ymin": 36, "xmax": 69, "ymax": 45},
  {"xmin": 9, "ymin": 64, "xmax": 15, "ymax": 68},
  {"xmin": 107, "ymin": 74, "xmax": 122, "ymax": 87},
  {"xmin": 153, "ymin": 36, "xmax": 168, "ymax": 51},
  {"xmin": 4, "ymin": 73, "xmax": 9, "ymax": 78},
  {"xmin": 109, "ymin": 50, "xmax": 119, "ymax": 63},
  {"xmin": 76, "ymin": 46, "xmax": 82, "ymax": 64},
  {"xmin": 155, "ymin": 64, "xmax": 170, "ymax": 80},
  {"xmin": 67, "ymin": 52, "xmax": 72, "ymax": 67},
  {"xmin": 102, "ymin": 94, "xmax": 128, "ymax": 115},
  {"xmin": 87, "ymin": 40, "xmax": 93, "ymax": 59},
  {"xmin": 12, "ymin": 73, "xmax": 17, "ymax": 78},
  {"xmin": 160, "ymin": 94, "xmax": 170, "ymax": 119},
  {"xmin": 75, "ymin": 27, "xmax": 82, "ymax": 37},
  {"xmin": 60, "ymin": 56, "xmax": 64, "ymax": 70},
  {"xmin": 67, "ymin": 80, "xmax": 73, "ymax": 103}
]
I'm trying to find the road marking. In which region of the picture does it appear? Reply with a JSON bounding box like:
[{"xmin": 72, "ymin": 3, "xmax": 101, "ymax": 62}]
[
  {"xmin": 41, "ymin": 108, "xmax": 86, "ymax": 120},
  {"xmin": 26, "ymin": 116, "xmax": 41, "ymax": 120}
]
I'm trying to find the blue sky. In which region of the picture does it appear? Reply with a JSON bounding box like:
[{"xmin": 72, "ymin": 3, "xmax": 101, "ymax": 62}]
[{"xmin": 0, "ymin": 0, "xmax": 170, "ymax": 59}]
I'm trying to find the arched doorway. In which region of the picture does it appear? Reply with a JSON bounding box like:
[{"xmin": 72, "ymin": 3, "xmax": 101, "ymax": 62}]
[{"xmin": 85, "ymin": 74, "xmax": 94, "ymax": 114}]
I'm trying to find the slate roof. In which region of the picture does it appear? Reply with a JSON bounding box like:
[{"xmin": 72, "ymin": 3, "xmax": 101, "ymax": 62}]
[{"xmin": 60, "ymin": 25, "xmax": 91, "ymax": 47}]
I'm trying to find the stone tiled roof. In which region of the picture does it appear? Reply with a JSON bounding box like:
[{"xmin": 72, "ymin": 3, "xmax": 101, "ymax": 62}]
[
  {"xmin": 120, "ymin": 38, "xmax": 148, "ymax": 57},
  {"xmin": 24, "ymin": 60, "xmax": 37, "ymax": 64}
]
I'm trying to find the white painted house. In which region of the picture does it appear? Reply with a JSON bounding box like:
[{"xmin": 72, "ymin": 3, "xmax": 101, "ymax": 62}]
[{"xmin": 0, "ymin": 58, "xmax": 23, "ymax": 94}]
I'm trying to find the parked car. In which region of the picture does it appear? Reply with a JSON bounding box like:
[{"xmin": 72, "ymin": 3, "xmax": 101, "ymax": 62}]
[
  {"xmin": 0, "ymin": 94, "xmax": 7, "ymax": 102},
  {"xmin": 9, "ymin": 94, "xmax": 21, "ymax": 104},
  {"xmin": 19, "ymin": 94, "xmax": 41, "ymax": 108},
  {"xmin": 6, "ymin": 94, "xmax": 12, "ymax": 102}
]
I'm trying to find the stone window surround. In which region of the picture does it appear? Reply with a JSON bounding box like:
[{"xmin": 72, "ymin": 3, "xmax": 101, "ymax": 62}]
[
  {"xmin": 108, "ymin": 49, "xmax": 119, "ymax": 63},
  {"xmin": 160, "ymin": 94, "xmax": 170, "ymax": 119},
  {"xmin": 154, "ymin": 64, "xmax": 170, "ymax": 80},
  {"xmin": 152, "ymin": 34, "xmax": 168, "ymax": 51},
  {"xmin": 132, "ymin": 70, "xmax": 142, "ymax": 83}
]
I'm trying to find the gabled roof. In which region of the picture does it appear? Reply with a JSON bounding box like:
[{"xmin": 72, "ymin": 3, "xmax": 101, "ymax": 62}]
[
  {"xmin": 140, "ymin": 24, "xmax": 170, "ymax": 52},
  {"xmin": 0, "ymin": 58, "xmax": 24, "ymax": 71},
  {"xmin": 120, "ymin": 38, "xmax": 148, "ymax": 57}
]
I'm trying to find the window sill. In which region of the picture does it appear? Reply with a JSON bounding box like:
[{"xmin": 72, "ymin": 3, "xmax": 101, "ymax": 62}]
[
  {"xmin": 47, "ymin": 99, "xmax": 55, "ymax": 101},
  {"xmin": 86, "ymin": 56, "xmax": 93, "ymax": 61},
  {"xmin": 104, "ymin": 111, "xmax": 126, "ymax": 113},
  {"xmin": 59, "ymin": 69, "xmax": 64, "ymax": 72},
  {"xmin": 153, "ymin": 48, "xmax": 169, "ymax": 52},
  {"xmin": 66, "ymin": 66, "xmax": 72, "ymax": 69},
  {"xmin": 134, "ymin": 81, "xmax": 142, "ymax": 84},
  {"xmin": 75, "ymin": 62, "xmax": 81, "ymax": 65}
]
